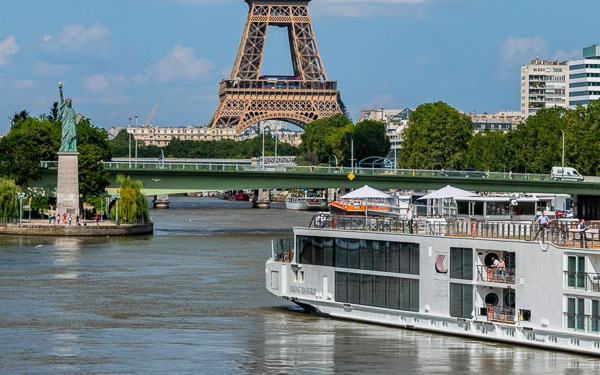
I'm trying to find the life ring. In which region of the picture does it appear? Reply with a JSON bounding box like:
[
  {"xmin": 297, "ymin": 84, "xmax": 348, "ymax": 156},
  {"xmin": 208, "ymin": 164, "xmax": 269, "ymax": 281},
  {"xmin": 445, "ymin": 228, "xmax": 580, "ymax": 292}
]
[
  {"xmin": 471, "ymin": 223, "xmax": 477, "ymax": 237},
  {"xmin": 487, "ymin": 306, "xmax": 494, "ymax": 321}
]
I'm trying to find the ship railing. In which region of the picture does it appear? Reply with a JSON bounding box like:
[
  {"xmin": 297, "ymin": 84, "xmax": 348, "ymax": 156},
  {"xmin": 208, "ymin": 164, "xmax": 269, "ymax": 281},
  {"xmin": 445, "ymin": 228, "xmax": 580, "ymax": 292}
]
[
  {"xmin": 272, "ymin": 238, "xmax": 294, "ymax": 263},
  {"xmin": 476, "ymin": 265, "xmax": 515, "ymax": 284},
  {"xmin": 485, "ymin": 304, "xmax": 515, "ymax": 324},
  {"xmin": 563, "ymin": 312, "xmax": 600, "ymax": 332},
  {"xmin": 564, "ymin": 271, "xmax": 600, "ymax": 293},
  {"xmin": 310, "ymin": 214, "xmax": 423, "ymax": 234}
]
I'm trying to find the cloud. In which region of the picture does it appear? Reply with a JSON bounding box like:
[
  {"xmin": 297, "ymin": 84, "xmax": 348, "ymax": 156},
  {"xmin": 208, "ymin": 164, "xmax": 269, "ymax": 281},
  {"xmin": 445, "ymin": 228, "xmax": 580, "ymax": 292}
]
[
  {"xmin": 84, "ymin": 74, "xmax": 125, "ymax": 92},
  {"xmin": 33, "ymin": 62, "xmax": 70, "ymax": 75},
  {"xmin": 361, "ymin": 94, "xmax": 397, "ymax": 109},
  {"xmin": 42, "ymin": 23, "xmax": 108, "ymax": 52},
  {"xmin": 0, "ymin": 36, "xmax": 19, "ymax": 67},
  {"xmin": 500, "ymin": 36, "xmax": 546, "ymax": 64},
  {"xmin": 11, "ymin": 79, "xmax": 35, "ymax": 89},
  {"xmin": 84, "ymin": 74, "xmax": 110, "ymax": 92},
  {"xmin": 143, "ymin": 45, "xmax": 214, "ymax": 83},
  {"xmin": 552, "ymin": 49, "xmax": 580, "ymax": 62}
]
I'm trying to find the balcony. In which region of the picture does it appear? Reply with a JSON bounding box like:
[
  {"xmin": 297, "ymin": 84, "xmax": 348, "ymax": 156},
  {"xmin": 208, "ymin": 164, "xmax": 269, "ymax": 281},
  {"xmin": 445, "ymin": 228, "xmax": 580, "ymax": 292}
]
[
  {"xmin": 219, "ymin": 79, "xmax": 338, "ymax": 92},
  {"xmin": 565, "ymin": 271, "xmax": 600, "ymax": 292},
  {"xmin": 477, "ymin": 265, "xmax": 515, "ymax": 284},
  {"xmin": 486, "ymin": 304, "xmax": 515, "ymax": 324}
]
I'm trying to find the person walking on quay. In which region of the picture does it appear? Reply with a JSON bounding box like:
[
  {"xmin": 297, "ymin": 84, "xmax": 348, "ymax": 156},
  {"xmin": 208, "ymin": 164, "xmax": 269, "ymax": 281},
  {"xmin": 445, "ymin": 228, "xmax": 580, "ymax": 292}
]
[
  {"xmin": 534, "ymin": 211, "xmax": 550, "ymax": 242},
  {"xmin": 577, "ymin": 219, "xmax": 587, "ymax": 248},
  {"xmin": 95, "ymin": 214, "xmax": 100, "ymax": 226},
  {"xmin": 407, "ymin": 207, "xmax": 414, "ymax": 234},
  {"xmin": 48, "ymin": 215, "xmax": 52, "ymax": 225},
  {"xmin": 76, "ymin": 214, "xmax": 80, "ymax": 226},
  {"xmin": 62, "ymin": 213, "xmax": 67, "ymax": 224},
  {"xmin": 68, "ymin": 214, "xmax": 72, "ymax": 226}
]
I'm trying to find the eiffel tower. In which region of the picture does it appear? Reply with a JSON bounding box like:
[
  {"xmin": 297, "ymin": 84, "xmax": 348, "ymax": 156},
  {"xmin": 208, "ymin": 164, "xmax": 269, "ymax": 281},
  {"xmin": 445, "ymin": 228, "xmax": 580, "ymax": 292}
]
[{"xmin": 209, "ymin": 0, "xmax": 345, "ymax": 132}]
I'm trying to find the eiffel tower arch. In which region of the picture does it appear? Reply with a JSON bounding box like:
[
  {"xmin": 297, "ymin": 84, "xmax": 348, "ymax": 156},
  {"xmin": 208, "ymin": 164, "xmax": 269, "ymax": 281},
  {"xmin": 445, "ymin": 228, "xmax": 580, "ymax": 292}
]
[{"xmin": 209, "ymin": 0, "xmax": 345, "ymax": 133}]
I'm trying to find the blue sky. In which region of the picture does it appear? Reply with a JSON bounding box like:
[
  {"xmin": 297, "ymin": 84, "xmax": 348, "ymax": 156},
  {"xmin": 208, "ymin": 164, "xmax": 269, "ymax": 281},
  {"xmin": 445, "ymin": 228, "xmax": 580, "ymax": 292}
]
[{"xmin": 0, "ymin": 0, "xmax": 598, "ymax": 133}]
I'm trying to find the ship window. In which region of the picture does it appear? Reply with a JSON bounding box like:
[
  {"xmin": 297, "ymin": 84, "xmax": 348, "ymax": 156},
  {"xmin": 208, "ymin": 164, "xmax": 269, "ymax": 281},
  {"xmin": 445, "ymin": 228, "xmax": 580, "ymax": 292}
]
[
  {"xmin": 360, "ymin": 274, "xmax": 373, "ymax": 306},
  {"xmin": 386, "ymin": 242, "xmax": 400, "ymax": 273},
  {"xmin": 450, "ymin": 247, "xmax": 473, "ymax": 280},
  {"xmin": 592, "ymin": 301, "xmax": 600, "ymax": 333},
  {"xmin": 335, "ymin": 272, "xmax": 418, "ymax": 312},
  {"xmin": 567, "ymin": 297, "xmax": 585, "ymax": 330},
  {"xmin": 335, "ymin": 238, "xmax": 348, "ymax": 268},
  {"xmin": 567, "ymin": 256, "xmax": 585, "ymax": 289},
  {"xmin": 348, "ymin": 239, "xmax": 360, "ymax": 269},
  {"xmin": 450, "ymin": 283, "xmax": 473, "ymax": 318},
  {"xmin": 360, "ymin": 240, "xmax": 373, "ymax": 270},
  {"xmin": 373, "ymin": 241, "xmax": 386, "ymax": 272},
  {"xmin": 520, "ymin": 309, "xmax": 531, "ymax": 322},
  {"xmin": 348, "ymin": 273, "xmax": 360, "ymax": 304},
  {"xmin": 335, "ymin": 272, "xmax": 348, "ymax": 302},
  {"xmin": 323, "ymin": 237, "xmax": 334, "ymax": 267},
  {"xmin": 373, "ymin": 275, "xmax": 386, "ymax": 307}
]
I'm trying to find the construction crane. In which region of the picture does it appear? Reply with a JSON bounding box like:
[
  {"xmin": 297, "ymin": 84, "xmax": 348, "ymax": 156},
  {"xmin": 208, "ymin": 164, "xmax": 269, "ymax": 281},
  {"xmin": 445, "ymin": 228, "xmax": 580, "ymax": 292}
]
[{"xmin": 145, "ymin": 105, "xmax": 158, "ymax": 126}]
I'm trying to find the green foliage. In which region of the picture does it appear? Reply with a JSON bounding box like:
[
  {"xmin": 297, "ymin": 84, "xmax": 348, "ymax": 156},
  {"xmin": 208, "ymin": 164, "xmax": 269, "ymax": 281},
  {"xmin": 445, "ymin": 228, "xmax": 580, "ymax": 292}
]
[
  {"xmin": 110, "ymin": 175, "xmax": 150, "ymax": 224},
  {"xmin": 400, "ymin": 102, "xmax": 473, "ymax": 170},
  {"xmin": 465, "ymin": 131, "xmax": 509, "ymax": 172},
  {"xmin": 0, "ymin": 178, "xmax": 21, "ymax": 222},
  {"xmin": 300, "ymin": 114, "xmax": 353, "ymax": 164},
  {"xmin": 0, "ymin": 118, "xmax": 61, "ymax": 185},
  {"xmin": 109, "ymin": 131, "xmax": 300, "ymax": 159},
  {"xmin": 353, "ymin": 120, "xmax": 391, "ymax": 163},
  {"xmin": 78, "ymin": 144, "xmax": 110, "ymax": 203}
]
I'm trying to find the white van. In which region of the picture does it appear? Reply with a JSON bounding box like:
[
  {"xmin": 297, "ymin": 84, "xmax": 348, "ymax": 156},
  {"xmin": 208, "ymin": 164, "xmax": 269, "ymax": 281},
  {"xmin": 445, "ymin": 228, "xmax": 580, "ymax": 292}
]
[{"xmin": 551, "ymin": 166, "xmax": 584, "ymax": 181}]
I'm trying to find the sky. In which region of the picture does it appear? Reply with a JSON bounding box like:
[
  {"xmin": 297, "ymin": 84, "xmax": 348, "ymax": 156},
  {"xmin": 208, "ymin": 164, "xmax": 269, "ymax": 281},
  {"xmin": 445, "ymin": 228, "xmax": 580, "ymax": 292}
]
[{"xmin": 0, "ymin": 0, "xmax": 599, "ymax": 133}]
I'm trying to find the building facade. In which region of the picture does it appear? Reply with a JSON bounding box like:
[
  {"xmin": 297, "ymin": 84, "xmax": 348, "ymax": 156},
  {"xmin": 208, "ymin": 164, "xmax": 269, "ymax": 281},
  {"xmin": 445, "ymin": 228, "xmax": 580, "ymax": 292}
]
[
  {"xmin": 109, "ymin": 123, "xmax": 302, "ymax": 147},
  {"xmin": 520, "ymin": 59, "xmax": 569, "ymax": 117},
  {"xmin": 469, "ymin": 111, "xmax": 523, "ymax": 132},
  {"xmin": 358, "ymin": 108, "xmax": 413, "ymax": 153},
  {"xmin": 568, "ymin": 45, "xmax": 600, "ymax": 108}
]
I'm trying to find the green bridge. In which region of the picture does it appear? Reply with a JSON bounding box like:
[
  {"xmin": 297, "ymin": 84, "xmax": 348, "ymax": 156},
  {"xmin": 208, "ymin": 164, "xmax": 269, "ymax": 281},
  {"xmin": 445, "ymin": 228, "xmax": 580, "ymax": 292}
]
[{"xmin": 32, "ymin": 161, "xmax": 600, "ymax": 196}]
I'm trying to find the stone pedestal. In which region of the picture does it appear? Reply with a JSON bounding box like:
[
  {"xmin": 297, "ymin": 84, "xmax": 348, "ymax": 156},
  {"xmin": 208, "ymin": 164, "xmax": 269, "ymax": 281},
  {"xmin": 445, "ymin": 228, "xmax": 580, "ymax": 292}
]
[{"xmin": 56, "ymin": 152, "xmax": 80, "ymax": 217}]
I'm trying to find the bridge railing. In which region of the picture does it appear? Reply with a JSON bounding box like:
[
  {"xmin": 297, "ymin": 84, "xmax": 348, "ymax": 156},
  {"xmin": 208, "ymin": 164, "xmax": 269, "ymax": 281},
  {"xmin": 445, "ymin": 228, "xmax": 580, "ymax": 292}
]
[{"xmin": 39, "ymin": 160, "xmax": 578, "ymax": 182}]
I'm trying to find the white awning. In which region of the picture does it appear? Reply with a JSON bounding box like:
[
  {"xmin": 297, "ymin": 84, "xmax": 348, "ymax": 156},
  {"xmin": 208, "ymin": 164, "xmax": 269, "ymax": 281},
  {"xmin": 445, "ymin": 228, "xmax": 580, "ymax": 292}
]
[
  {"xmin": 418, "ymin": 185, "xmax": 479, "ymax": 200},
  {"xmin": 340, "ymin": 185, "xmax": 392, "ymax": 199}
]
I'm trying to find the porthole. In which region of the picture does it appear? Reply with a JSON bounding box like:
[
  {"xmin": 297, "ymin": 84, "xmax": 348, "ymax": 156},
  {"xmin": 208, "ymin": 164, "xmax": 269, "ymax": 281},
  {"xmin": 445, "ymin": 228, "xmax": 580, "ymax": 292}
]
[{"xmin": 485, "ymin": 293, "xmax": 499, "ymax": 305}]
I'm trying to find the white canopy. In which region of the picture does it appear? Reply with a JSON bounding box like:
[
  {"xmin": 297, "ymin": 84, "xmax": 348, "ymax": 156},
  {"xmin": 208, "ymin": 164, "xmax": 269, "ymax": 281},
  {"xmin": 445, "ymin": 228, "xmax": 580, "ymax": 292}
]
[
  {"xmin": 340, "ymin": 185, "xmax": 392, "ymax": 199},
  {"xmin": 418, "ymin": 185, "xmax": 479, "ymax": 200}
]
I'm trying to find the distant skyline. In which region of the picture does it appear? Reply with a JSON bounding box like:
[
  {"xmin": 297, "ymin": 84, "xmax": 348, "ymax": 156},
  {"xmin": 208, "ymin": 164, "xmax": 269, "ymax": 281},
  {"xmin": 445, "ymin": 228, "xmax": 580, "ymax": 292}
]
[{"xmin": 1, "ymin": 0, "xmax": 599, "ymax": 133}]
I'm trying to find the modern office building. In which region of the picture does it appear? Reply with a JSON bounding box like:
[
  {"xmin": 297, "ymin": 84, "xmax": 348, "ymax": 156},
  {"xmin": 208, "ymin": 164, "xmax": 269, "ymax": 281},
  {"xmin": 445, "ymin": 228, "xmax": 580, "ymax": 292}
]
[
  {"xmin": 520, "ymin": 59, "xmax": 568, "ymax": 117},
  {"xmin": 568, "ymin": 45, "xmax": 600, "ymax": 107},
  {"xmin": 469, "ymin": 111, "xmax": 523, "ymax": 132}
]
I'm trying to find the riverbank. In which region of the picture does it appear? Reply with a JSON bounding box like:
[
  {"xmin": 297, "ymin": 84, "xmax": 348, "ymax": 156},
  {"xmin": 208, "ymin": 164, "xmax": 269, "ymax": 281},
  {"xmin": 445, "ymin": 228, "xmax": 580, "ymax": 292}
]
[{"xmin": 0, "ymin": 220, "xmax": 153, "ymax": 236}]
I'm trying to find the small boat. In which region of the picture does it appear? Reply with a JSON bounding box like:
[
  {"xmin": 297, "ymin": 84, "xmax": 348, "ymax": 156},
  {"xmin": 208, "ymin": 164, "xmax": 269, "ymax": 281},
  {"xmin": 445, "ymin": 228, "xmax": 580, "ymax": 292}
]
[
  {"xmin": 286, "ymin": 196, "xmax": 328, "ymax": 211},
  {"xmin": 235, "ymin": 192, "xmax": 250, "ymax": 201},
  {"xmin": 329, "ymin": 185, "xmax": 409, "ymax": 217}
]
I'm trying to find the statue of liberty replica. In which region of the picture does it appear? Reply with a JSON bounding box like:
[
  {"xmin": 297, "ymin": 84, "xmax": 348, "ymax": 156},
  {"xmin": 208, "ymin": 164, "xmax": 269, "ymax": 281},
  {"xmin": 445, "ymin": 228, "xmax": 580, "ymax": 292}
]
[{"xmin": 56, "ymin": 82, "xmax": 80, "ymax": 217}]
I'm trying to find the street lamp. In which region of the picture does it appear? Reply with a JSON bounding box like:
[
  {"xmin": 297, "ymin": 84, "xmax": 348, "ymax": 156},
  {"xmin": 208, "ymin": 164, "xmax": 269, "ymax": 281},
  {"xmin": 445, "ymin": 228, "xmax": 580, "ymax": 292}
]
[
  {"xmin": 128, "ymin": 117, "xmax": 132, "ymax": 168},
  {"xmin": 135, "ymin": 116, "xmax": 139, "ymax": 167},
  {"xmin": 560, "ymin": 129, "xmax": 565, "ymax": 180},
  {"xmin": 113, "ymin": 194, "xmax": 121, "ymax": 225},
  {"xmin": 17, "ymin": 192, "xmax": 25, "ymax": 225}
]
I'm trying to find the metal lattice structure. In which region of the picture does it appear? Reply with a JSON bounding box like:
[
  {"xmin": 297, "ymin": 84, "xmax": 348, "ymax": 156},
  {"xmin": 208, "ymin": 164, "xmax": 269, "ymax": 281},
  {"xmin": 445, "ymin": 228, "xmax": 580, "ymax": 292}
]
[{"xmin": 209, "ymin": 0, "xmax": 344, "ymax": 133}]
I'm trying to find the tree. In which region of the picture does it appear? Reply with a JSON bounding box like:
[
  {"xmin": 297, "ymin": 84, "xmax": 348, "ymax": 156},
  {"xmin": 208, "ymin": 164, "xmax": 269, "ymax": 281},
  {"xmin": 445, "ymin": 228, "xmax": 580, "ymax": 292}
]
[
  {"xmin": 399, "ymin": 102, "xmax": 473, "ymax": 170},
  {"xmin": 465, "ymin": 131, "xmax": 509, "ymax": 172},
  {"xmin": 0, "ymin": 178, "xmax": 21, "ymax": 223},
  {"xmin": 300, "ymin": 114, "xmax": 353, "ymax": 164},
  {"xmin": 47, "ymin": 102, "xmax": 59, "ymax": 123},
  {"xmin": 0, "ymin": 118, "xmax": 60, "ymax": 185},
  {"xmin": 10, "ymin": 110, "xmax": 29, "ymax": 130},
  {"xmin": 352, "ymin": 120, "xmax": 391, "ymax": 164},
  {"xmin": 564, "ymin": 101, "xmax": 600, "ymax": 176},
  {"xmin": 111, "ymin": 175, "xmax": 150, "ymax": 224},
  {"xmin": 78, "ymin": 144, "xmax": 110, "ymax": 208}
]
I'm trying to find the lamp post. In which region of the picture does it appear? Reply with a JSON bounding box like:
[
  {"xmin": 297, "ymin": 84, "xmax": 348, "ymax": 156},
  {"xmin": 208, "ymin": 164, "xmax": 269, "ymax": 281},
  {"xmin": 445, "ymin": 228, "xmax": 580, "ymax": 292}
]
[
  {"xmin": 135, "ymin": 116, "xmax": 139, "ymax": 168},
  {"xmin": 28, "ymin": 196, "xmax": 31, "ymax": 222},
  {"xmin": 17, "ymin": 192, "xmax": 25, "ymax": 225},
  {"xmin": 128, "ymin": 117, "xmax": 132, "ymax": 168},
  {"xmin": 113, "ymin": 194, "xmax": 121, "ymax": 225},
  {"xmin": 560, "ymin": 129, "xmax": 565, "ymax": 180}
]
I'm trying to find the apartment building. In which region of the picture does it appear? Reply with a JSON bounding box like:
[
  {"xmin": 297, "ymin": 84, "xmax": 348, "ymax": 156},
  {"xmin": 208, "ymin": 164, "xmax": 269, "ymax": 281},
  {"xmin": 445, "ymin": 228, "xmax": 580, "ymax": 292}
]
[
  {"xmin": 469, "ymin": 111, "xmax": 523, "ymax": 132},
  {"xmin": 568, "ymin": 45, "xmax": 600, "ymax": 107},
  {"xmin": 358, "ymin": 108, "xmax": 413, "ymax": 152},
  {"xmin": 520, "ymin": 59, "xmax": 569, "ymax": 117}
]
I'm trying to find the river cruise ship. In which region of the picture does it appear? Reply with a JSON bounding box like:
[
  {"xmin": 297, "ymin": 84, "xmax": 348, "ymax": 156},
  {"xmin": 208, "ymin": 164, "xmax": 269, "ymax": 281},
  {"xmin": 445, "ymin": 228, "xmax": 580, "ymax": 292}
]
[{"xmin": 266, "ymin": 214, "xmax": 600, "ymax": 355}]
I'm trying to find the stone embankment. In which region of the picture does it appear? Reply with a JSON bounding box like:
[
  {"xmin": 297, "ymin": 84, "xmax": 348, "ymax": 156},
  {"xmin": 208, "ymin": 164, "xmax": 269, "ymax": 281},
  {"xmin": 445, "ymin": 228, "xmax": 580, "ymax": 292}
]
[{"xmin": 0, "ymin": 221, "xmax": 153, "ymax": 236}]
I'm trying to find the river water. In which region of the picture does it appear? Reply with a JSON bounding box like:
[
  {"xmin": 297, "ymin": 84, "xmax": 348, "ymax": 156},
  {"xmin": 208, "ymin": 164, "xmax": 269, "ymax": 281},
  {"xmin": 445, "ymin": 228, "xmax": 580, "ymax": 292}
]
[{"xmin": 0, "ymin": 197, "xmax": 599, "ymax": 374}]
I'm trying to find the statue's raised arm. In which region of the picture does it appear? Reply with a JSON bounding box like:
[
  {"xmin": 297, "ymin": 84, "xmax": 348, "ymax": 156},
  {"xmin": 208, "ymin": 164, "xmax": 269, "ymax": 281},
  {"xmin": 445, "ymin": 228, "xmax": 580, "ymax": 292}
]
[{"xmin": 59, "ymin": 81, "xmax": 64, "ymax": 105}]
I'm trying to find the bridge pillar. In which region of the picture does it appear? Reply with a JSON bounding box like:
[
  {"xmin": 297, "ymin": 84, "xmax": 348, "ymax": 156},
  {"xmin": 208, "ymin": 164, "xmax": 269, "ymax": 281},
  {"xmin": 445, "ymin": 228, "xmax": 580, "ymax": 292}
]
[
  {"xmin": 153, "ymin": 194, "xmax": 170, "ymax": 209},
  {"xmin": 327, "ymin": 188, "xmax": 338, "ymax": 203},
  {"xmin": 252, "ymin": 189, "xmax": 271, "ymax": 209}
]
